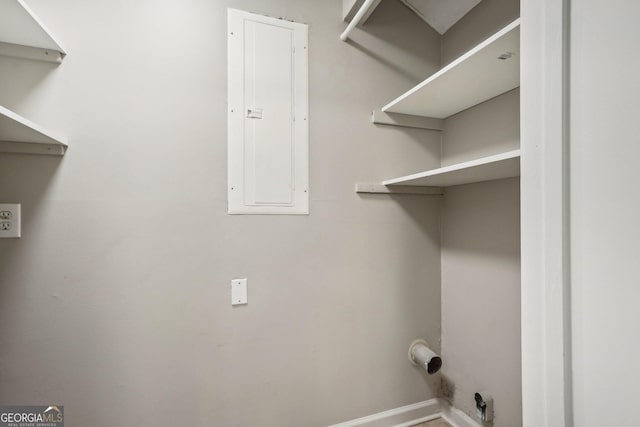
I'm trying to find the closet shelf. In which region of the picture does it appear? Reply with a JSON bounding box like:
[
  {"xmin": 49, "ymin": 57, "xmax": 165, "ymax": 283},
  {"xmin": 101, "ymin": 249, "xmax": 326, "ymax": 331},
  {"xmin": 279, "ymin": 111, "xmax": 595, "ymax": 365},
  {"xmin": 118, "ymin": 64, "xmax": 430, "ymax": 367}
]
[
  {"xmin": 382, "ymin": 149, "xmax": 520, "ymax": 187},
  {"xmin": 0, "ymin": 0, "xmax": 66, "ymax": 63},
  {"xmin": 382, "ymin": 19, "xmax": 520, "ymax": 119},
  {"xmin": 355, "ymin": 183, "xmax": 443, "ymax": 195},
  {"xmin": 0, "ymin": 106, "xmax": 67, "ymax": 156}
]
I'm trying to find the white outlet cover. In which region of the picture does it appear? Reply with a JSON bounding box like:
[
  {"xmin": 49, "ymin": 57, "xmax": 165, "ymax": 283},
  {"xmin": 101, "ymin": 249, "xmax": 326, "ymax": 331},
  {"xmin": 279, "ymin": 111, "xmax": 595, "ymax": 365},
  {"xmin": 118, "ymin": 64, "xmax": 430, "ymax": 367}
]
[
  {"xmin": 0, "ymin": 203, "xmax": 21, "ymax": 238},
  {"xmin": 231, "ymin": 278, "xmax": 248, "ymax": 305}
]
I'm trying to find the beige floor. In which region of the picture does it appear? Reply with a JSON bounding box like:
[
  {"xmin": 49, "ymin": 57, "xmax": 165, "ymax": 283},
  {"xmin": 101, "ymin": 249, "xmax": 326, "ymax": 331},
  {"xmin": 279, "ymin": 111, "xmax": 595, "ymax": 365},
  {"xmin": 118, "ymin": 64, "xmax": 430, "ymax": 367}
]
[{"xmin": 412, "ymin": 419, "xmax": 453, "ymax": 427}]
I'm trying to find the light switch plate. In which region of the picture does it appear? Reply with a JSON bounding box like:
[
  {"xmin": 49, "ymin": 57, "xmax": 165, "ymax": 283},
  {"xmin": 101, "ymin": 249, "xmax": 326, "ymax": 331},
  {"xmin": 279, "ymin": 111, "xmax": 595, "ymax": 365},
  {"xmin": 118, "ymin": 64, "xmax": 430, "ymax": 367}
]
[
  {"xmin": 0, "ymin": 204, "xmax": 21, "ymax": 238},
  {"xmin": 231, "ymin": 278, "xmax": 248, "ymax": 305}
]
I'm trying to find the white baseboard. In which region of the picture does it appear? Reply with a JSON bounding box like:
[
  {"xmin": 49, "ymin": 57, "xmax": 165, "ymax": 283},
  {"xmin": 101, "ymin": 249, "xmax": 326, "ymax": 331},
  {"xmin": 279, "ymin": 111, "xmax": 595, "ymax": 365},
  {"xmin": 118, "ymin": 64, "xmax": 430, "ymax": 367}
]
[
  {"xmin": 440, "ymin": 402, "xmax": 483, "ymax": 427},
  {"xmin": 327, "ymin": 398, "xmax": 482, "ymax": 427}
]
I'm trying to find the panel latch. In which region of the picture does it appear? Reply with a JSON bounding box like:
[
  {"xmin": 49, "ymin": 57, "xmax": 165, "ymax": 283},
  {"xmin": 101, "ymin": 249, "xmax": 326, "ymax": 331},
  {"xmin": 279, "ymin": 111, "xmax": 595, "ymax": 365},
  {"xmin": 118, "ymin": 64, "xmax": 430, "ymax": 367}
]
[{"xmin": 247, "ymin": 108, "xmax": 263, "ymax": 119}]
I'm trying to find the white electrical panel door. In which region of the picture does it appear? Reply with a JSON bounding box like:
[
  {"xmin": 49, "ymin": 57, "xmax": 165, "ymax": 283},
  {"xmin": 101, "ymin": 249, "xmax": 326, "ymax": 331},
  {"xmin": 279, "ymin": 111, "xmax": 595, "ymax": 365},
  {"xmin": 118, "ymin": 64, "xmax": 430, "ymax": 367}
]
[{"xmin": 228, "ymin": 9, "xmax": 309, "ymax": 214}]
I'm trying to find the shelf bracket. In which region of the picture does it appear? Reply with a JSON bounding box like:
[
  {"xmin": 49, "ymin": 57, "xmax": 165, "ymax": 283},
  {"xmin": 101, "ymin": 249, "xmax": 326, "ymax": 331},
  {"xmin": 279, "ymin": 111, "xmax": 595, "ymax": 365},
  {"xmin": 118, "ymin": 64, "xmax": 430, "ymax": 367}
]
[
  {"xmin": 371, "ymin": 109, "xmax": 444, "ymax": 131},
  {"xmin": 0, "ymin": 41, "xmax": 64, "ymax": 64},
  {"xmin": 355, "ymin": 183, "xmax": 443, "ymax": 195},
  {"xmin": 0, "ymin": 141, "xmax": 66, "ymax": 156}
]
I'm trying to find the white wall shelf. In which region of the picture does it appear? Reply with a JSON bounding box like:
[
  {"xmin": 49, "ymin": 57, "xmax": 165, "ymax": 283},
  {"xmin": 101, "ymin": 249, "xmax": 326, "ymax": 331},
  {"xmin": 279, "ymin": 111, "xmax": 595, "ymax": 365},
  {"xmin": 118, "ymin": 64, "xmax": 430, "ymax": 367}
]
[
  {"xmin": 371, "ymin": 109, "xmax": 444, "ymax": 131},
  {"xmin": 382, "ymin": 19, "xmax": 520, "ymax": 119},
  {"xmin": 0, "ymin": 106, "xmax": 67, "ymax": 155},
  {"xmin": 0, "ymin": 0, "xmax": 66, "ymax": 63},
  {"xmin": 382, "ymin": 150, "xmax": 520, "ymax": 187},
  {"xmin": 398, "ymin": 0, "xmax": 482, "ymax": 35},
  {"xmin": 355, "ymin": 183, "xmax": 443, "ymax": 195}
]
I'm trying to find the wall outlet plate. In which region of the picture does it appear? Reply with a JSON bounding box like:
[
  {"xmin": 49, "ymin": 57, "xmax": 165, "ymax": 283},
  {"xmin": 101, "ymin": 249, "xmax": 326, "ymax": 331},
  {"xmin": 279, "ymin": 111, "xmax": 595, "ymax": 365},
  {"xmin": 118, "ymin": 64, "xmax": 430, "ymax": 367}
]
[
  {"xmin": 0, "ymin": 204, "xmax": 21, "ymax": 238},
  {"xmin": 231, "ymin": 278, "xmax": 248, "ymax": 305}
]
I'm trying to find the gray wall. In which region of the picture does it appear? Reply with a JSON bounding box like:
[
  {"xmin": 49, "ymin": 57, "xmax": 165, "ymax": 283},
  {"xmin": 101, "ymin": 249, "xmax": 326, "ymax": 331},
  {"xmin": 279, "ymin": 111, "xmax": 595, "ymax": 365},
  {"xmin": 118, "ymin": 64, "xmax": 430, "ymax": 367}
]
[
  {"xmin": 442, "ymin": 0, "xmax": 520, "ymax": 65},
  {"xmin": 439, "ymin": 92, "xmax": 521, "ymax": 427},
  {"xmin": 441, "ymin": 89, "xmax": 520, "ymax": 166},
  {"xmin": 0, "ymin": 0, "xmax": 443, "ymax": 426},
  {"xmin": 440, "ymin": 178, "xmax": 521, "ymax": 427},
  {"xmin": 439, "ymin": 0, "xmax": 522, "ymax": 425}
]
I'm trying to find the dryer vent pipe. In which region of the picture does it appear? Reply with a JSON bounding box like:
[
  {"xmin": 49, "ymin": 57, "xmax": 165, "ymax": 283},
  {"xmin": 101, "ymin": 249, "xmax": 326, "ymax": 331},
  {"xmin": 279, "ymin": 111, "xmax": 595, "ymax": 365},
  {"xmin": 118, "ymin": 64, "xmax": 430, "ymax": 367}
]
[{"xmin": 408, "ymin": 339, "xmax": 442, "ymax": 375}]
